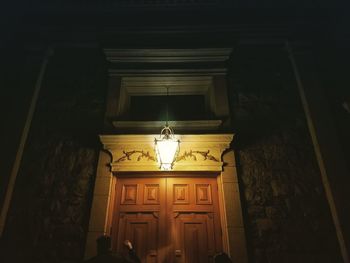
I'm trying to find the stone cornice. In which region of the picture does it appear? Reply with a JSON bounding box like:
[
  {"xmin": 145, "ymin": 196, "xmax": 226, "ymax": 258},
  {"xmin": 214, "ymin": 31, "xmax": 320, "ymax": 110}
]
[
  {"xmin": 100, "ymin": 134, "xmax": 233, "ymax": 172},
  {"xmin": 104, "ymin": 48, "xmax": 233, "ymax": 63},
  {"xmin": 112, "ymin": 120, "xmax": 223, "ymax": 132},
  {"xmin": 108, "ymin": 69, "xmax": 227, "ymax": 76}
]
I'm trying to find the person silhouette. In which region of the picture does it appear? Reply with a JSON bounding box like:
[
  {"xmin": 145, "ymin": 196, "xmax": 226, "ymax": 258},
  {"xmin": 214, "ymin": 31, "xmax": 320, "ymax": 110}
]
[
  {"xmin": 214, "ymin": 252, "xmax": 233, "ymax": 263},
  {"xmin": 123, "ymin": 240, "xmax": 141, "ymax": 263},
  {"xmin": 84, "ymin": 235, "xmax": 140, "ymax": 263}
]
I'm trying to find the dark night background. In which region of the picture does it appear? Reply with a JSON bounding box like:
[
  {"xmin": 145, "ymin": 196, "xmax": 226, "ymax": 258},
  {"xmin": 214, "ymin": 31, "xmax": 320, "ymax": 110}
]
[{"xmin": 1, "ymin": 1, "xmax": 350, "ymax": 263}]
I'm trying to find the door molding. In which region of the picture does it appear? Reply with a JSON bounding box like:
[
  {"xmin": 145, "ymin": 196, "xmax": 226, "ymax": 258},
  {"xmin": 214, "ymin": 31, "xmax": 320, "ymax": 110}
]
[{"xmin": 85, "ymin": 133, "xmax": 249, "ymax": 263}]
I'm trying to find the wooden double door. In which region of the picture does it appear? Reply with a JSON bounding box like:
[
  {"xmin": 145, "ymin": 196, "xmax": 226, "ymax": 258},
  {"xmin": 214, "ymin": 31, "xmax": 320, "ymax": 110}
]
[{"xmin": 111, "ymin": 176, "xmax": 223, "ymax": 263}]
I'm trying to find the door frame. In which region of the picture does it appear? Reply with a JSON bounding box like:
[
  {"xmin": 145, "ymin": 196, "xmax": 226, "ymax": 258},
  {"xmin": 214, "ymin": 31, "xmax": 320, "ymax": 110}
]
[
  {"xmin": 84, "ymin": 134, "xmax": 248, "ymax": 263},
  {"xmin": 110, "ymin": 175, "xmax": 223, "ymax": 263}
]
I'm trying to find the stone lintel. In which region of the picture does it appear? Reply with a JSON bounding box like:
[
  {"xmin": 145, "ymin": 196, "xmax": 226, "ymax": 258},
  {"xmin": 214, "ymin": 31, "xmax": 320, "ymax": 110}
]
[{"xmin": 100, "ymin": 134, "xmax": 233, "ymax": 172}]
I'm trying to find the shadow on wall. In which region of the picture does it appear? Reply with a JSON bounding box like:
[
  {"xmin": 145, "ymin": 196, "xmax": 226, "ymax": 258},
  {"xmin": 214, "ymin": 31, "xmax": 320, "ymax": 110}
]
[
  {"xmin": 229, "ymin": 48, "xmax": 342, "ymax": 263},
  {"xmin": 0, "ymin": 48, "xmax": 107, "ymax": 263}
]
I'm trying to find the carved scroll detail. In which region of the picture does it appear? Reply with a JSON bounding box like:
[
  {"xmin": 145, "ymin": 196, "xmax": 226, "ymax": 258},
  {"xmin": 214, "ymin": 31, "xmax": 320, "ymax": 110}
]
[
  {"xmin": 152, "ymin": 212, "xmax": 159, "ymax": 219},
  {"xmin": 176, "ymin": 150, "xmax": 219, "ymax": 162},
  {"xmin": 116, "ymin": 150, "xmax": 156, "ymax": 163}
]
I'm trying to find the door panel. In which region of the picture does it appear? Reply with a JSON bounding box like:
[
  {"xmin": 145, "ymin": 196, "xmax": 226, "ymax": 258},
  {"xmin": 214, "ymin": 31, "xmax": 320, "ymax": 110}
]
[
  {"xmin": 117, "ymin": 212, "xmax": 159, "ymax": 263},
  {"xmin": 173, "ymin": 213, "xmax": 216, "ymax": 263},
  {"xmin": 167, "ymin": 178, "xmax": 221, "ymax": 263},
  {"xmin": 112, "ymin": 176, "xmax": 222, "ymax": 263},
  {"xmin": 113, "ymin": 178, "xmax": 166, "ymax": 263}
]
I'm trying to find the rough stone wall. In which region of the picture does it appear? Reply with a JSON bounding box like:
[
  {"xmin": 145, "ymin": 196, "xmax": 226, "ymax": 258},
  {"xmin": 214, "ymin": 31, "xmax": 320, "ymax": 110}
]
[
  {"xmin": 1, "ymin": 48, "xmax": 106, "ymax": 263},
  {"xmin": 229, "ymin": 47, "xmax": 342, "ymax": 263}
]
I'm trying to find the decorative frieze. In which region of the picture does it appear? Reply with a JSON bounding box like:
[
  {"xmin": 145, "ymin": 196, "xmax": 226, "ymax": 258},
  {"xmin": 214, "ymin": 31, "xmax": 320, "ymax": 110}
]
[
  {"xmin": 176, "ymin": 150, "xmax": 219, "ymax": 162},
  {"xmin": 116, "ymin": 150, "xmax": 156, "ymax": 162},
  {"xmin": 100, "ymin": 134, "xmax": 233, "ymax": 172}
]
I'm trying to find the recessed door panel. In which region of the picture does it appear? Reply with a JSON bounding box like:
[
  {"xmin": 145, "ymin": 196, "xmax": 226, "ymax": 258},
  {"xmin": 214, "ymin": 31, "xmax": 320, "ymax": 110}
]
[
  {"xmin": 167, "ymin": 178, "xmax": 221, "ymax": 263},
  {"xmin": 173, "ymin": 213, "xmax": 216, "ymax": 263},
  {"xmin": 117, "ymin": 212, "xmax": 159, "ymax": 263}
]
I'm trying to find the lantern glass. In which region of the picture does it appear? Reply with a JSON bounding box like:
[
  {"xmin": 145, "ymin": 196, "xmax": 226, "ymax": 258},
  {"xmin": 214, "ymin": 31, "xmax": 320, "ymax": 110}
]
[{"xmin": 154, "ymin": 128, "xmax": 180, "ymax": 170}]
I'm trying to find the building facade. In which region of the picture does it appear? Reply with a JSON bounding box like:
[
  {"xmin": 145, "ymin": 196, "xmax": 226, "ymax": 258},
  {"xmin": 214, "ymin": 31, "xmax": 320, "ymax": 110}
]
[{"xmin": 0, "ymin": 1, "xmax": 348, "ymax": 263}]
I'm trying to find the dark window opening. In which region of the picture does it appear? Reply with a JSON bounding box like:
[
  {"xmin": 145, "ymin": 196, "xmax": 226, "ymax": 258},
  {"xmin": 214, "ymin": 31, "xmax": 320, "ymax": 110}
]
[{"xmin": 130, "ymin": 95, "xmax": 207, "ymax": 121}]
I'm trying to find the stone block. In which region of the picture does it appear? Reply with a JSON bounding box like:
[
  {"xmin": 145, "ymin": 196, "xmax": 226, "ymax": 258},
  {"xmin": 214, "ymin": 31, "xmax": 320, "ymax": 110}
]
[
  {"xmin": 244, "ymin": 188, "xmax": 255, "ymax": 202},
  {"xmin": 96, "ymin": 151, "xmax": 112, "ymax": 178},
  {"xmin": 223, "ymin": 182, "xmax": 244, "ymax": 228},
  {"xmin": 227, "ymin": 227, "xmax": 248, "ymax": 263},
  {"xmin": 222, "ymin": 150, "xmax": 236, "ymax": 167},
  {"xmin": 255, "ymin": 218, "xmax": 276, "ymax": 236},
  {"xmin": 93, "ymin": 176, "xmax": 112, "ymax": 196},
  {"xmin": 271, "ymin": 179, "xmax": 289, "ymax": 196},
  {"xmin": 248, "ymin": 205, "xmax": 265, "ymax": 217},
  {"xmin": 265, "ymin": 206, "xmax": 280, "ymax": 219},
  {"xmin": 221, "ymin": 167, "xmax": 238, "ymax": 183},
  {"xmin": 88, "ymin": 195, "xmax": 109, "ymax": 232}
]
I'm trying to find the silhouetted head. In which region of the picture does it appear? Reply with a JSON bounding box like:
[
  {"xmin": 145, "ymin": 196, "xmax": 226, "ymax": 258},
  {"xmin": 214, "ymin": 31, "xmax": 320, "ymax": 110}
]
[
  {"xmin": 214, "ymin": 252, "xmax": 232, "ymax": 263},
  {"xmin": 96, "ymin": 235, "xmax": 111, "ymax": 255}
]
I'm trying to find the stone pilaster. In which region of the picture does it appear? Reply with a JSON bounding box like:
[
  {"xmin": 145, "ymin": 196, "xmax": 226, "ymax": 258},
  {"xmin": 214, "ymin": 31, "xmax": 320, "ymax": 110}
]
[
  {"xmin": 85, "ymin": 150, "xmax": 114, "ymax": 259},
  {"xmin": 288, "ymin": 42, "xmax": 350, "ymax": 262},
  {"xmin": 220, "ymin": 150, "xmax": 248, "ymax": 263}
]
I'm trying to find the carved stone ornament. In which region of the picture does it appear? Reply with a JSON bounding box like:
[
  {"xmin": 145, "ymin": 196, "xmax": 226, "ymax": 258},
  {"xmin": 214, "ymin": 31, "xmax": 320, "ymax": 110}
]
[
  {"xmin": 100, "ymin": 134, "xmax": 233, "ymax": 172},
  {"xmin": 176, "ymin": 150, "xmax": 219, "ymax": 162},
  {"xmin": 116, "ymin": 150, "xmax": 156, "ymax": 162}
]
